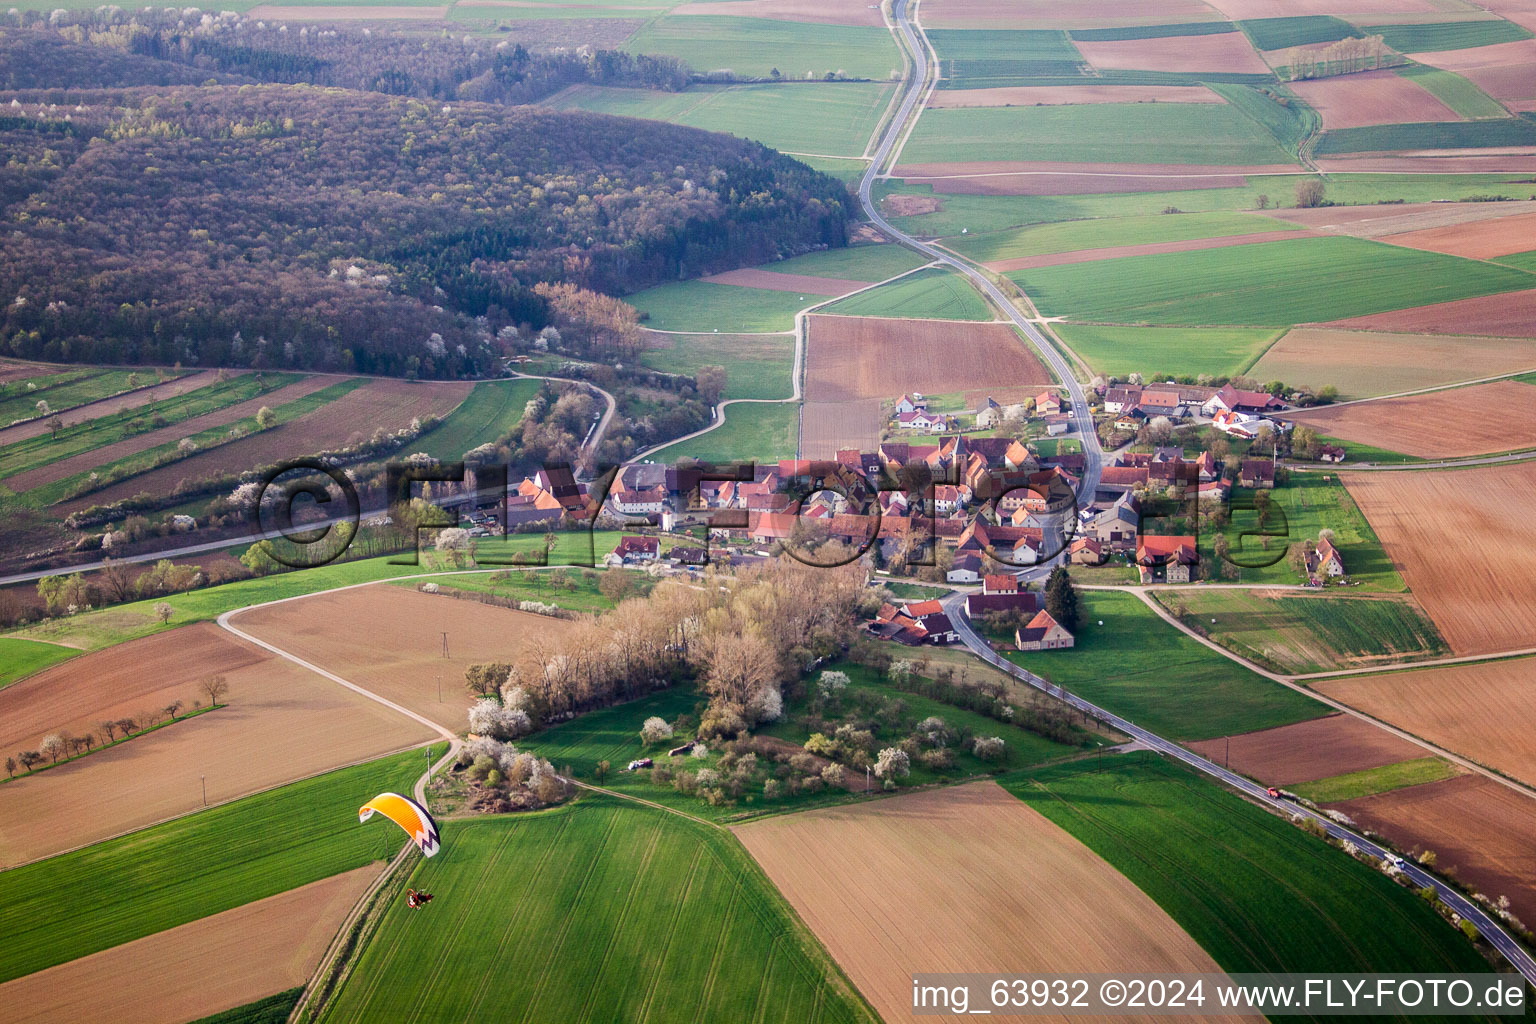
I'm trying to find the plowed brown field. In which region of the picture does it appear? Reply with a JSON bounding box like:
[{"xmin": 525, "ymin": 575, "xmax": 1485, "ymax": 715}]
[
  {"xmin": 1248, "ymin": 328, "xmax": 1536, "ymax": 398},
  {"xmin": 734, "ymin": 782, "xmax": 1240, "ymax": 1024},
  {"xmin": 1382, "ymin": 210, "xmax": 1536, "ymax": 259},
  {"xmin": 1327, "ymin": 287, "xmax": 1536, "ymax": 336},
  {"xmin": 1417, "ymin": 39, "xmax": 1536, "ymax": 102},
  {"xmin": 927, "ymin": 84, "xmax": 1222, "ymax": 107},
  {"xmin": 1075, "ymin": 32, "xmax": 1271, "ymax": 74},
  {"xmin": 1315, "ymin": 153, "xmax": 1536, "ymax": 173},
  {"xmin": 700, "ymin": 269, "xmax": 867, "ymax": 295},
  {"xmin": 983, "ymin": 229, "xmax": 1305, "ymax": 272},
  {"xmin": 0, "ymin": 865, "xmax": 381, "ymax": 1024},
  {"xmin": 804, "ymin": 315, "xmax": 1050, "ymax": 402},
  {"xmin": 800, "ymin": 399, "xmax": 881, "ymax": 459},
  {"xmin": 0, "ymin": 371, "xmax": 222, "ymax": 448},
  {"xmin": 1333, "ymin": 774, "xmax": 1536, "ymax": 926},
  {"xmin": 1340, "ymin": 462, "xmax": 1536, "ymax": 655},
  {"xmin": 1207, "ymin": 0, "xmax": 1445, "ymax": 16},
  {"xmin": 0, "ymin": 623, "xmax": 430, "ymax": 866},
  {"xmin": 923, "ymin": 0, "xmax": 1224, "ymax": 28},
  {"xmin": 234, "ymin": 584, "xmax": 570, "ymax": 733},
  {"xmin": 671, "ymin": 0, "xmax": 886, "ymax": 26},
  {"xmin": 904, "ymin": 172, "xmax": 1255, "ymax": 195},
  {"xmin": 61, "ymin": 378, "xmax": 471, "ymax": 512},
  {"xmin": 1315, "ymin": 657, "xmax": 1536, "ymax": 786},
  {"xmin": 1186, "ymin": 713, "xmax": 1423, "ymax": 786},
  {"xmin": 1285, "ymin": 380, "xmax": 1536, "ymax": 457},
  {"xmin": 9, "ymin": 376, "xmax": 335, "ymax": 492},
  {"xmin": 1290, "ymin": 70, "xmax": 1460, "ymax": 129},
  {"xmin": 1266, "ymin": 200, "xmax": 1536, "ymax": 238}
]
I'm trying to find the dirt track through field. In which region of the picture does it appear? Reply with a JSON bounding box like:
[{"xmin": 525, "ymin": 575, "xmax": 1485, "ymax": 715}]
[
  {"xmin": 60, "ymin": 378, "xmax": 471, "ymax": 513},
  {"xmin": 1185, "ymin": 713, "xmax": 1422, "ymax": 787},
  {"xmin": 1290, "ymin": 70, "xmax": 1461, "ymax": 129},
  {"xmin": 1284, "ymin": 379, "xmax": 1536, "ymax": 457},
  {"xmin": 1333, "ymin": 774, "xmax": 1536, "ymax": 927},
  {"xmin": 0, "ymin": 623, "xmax": 430, "ymax": 866},
  {"xmin": 0, "ymin": 865, "xmax": 381, "ymax": 1024},
  {"xmin": 1340, "ymin": 462, "xmax": 1536, "ymax": 655},
  {"xmin": 982, "ymin": 229, "xmax": 1307, "ymax": 272},
  {"xmin": 1316, "ymin": 657, "xmax": 1536, "ymax": 788},
  {"xmin": 234, "ymin": 584, "xmax": 569, "ymax": 733},
  {"xmin": 8, "ymin": 376, "xmax": 336, "ymax": 492},
  {"xmin": 734, "ymin": 782, "xmax": 1241, "ymax": 1024},
  {"xmin": 1248, "ymin": 328, "xmax": 1536, "ymax": 398},
  {"xmin": 804, "ymin": 315, "xmax": 1051, "ymax": 402}
]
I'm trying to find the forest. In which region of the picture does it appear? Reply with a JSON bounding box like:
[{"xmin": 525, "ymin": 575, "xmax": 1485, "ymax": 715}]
[{"xmin": 0, "ymin": 19, "xmax": 853, "ymax": 378}]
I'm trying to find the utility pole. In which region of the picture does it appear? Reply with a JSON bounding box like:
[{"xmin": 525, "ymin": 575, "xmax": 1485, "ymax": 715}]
[
  {"xmin": 201, "ymin": 774, "xmax": 207, "ymax": 806},
  {"xmin": 441, "ymin": 631, "xmax": 450, "ymax": 659},
  {"xmin": 866, "ymin": 766, "xmax": 871, "ymax": 794}
]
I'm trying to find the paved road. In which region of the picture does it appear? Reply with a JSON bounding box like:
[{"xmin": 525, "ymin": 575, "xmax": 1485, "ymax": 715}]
[
  {"xmin": 940, "ymin": 590, "xmax": 1536, "ymax": 985},
  {"xmin": 860, "ymin": 0, "xmax": 1105, "ymax": 512}
]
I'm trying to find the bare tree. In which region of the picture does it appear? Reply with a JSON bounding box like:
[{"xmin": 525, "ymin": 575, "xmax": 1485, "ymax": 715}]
[
  {"xmin": 19, "ymin": 751, "xmax": 41, "ymax": 773},
  {"xmin": 199, "ymin": 674, "xmax": 229, "ymax": 708},
  {"xmin": 4, "ymin": 756, "xmax": 14, "ymax": 778},
  {"xmin": 97, "ymin": 558, "xmax": 134, "ymax": 604},
  {"xmin": 165, "ymin": 700, "xmax": 184, "ymax": 720},
  {"xmin": 116, "ymin": 716, "xmax": 137, "ymax": 737},
  {"xmin": 99, "ymin": 720, "xmax": 118, "ymax": 744}
]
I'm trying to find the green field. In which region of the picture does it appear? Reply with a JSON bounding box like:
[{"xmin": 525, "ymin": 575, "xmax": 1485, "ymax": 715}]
[
  {"xmin": 1207, "ymin": 82, "xmax": 1317, "ymax": 155},
  {"xmin": 193, "ymin": 990, "xmax": 303, "ymax": 1024},
  {"xmin": 410, "ymin": 379, "xmax": 542, "ymax": 462},
  {"xmin": 945, "ymin": 211, "xmax": 1299, "ymax": 263},
  {"xmin": 1317, "ymin": 117, "xmax": 1536, "ymax": 154},
  {"xmin": 0, "ymin": 745, "xmax": 438, "ymax": 984},
  {"xmin": 32, "ymin": 378, "xmax": 369, "ymax": 506},
  {"xmin": 1002, "ymin": 753, "xmax": 1496, "ymax": 979},
  {"xmin": 646, "ymin": 401, "xmax": 797, "ymax": 464},
  {"xmin": 1373, "ymin": 19, "xmax": 1532, "ymax": 53},
  {"xmin": 624, "ymin": 16, "xmax": 900, "ymax": 81},
  {"xmin": 899, "ymin": 103, "xmax": 1298, "ymax": 166},
  {"xmin": 640, "ymin": 333, "xmax": 795, "ymax": 401},
  {"xmin": 1294, "ymin": 757, "xmax": 1460, "ymax": 803},
  {"xmin": 1496, "ymin": 249, "xmax": 1536, "ymax": 272},
  {"xmin": 1239, "ymin": 15, "xmax": 1360, "ymax": 51},
  {"xmin": 876, "ymin": 172, "xmax": 1536, "ymax": 237},
  {"xmin": 322, "ymin": 796, "xmax": 877, "ymax": 1024},
  {"xmin": 1052, "ymin": 324, "xmax": 1281, "ymax": 379},
  {"xmin": 0, "ymin": 368, "xmax": 182, "ymax": 425},
  {"xmin": 543, "ymin": 82, "xmax": 894, "ymax": 157},
  {"xmin": 1207, "ymin": 474, "xmax": 1406, "ymax": 590},
  {"xmin": 765, "ymin": 244, "xmax": 930, "ymax": 282},
  {"xmin": 401, "ymin": 566, "xmax": 649, "ymax": 615},
  {"xmin": 1069, "ymin": 22, "xmax": 1235, "ymax": 41},
  {"xmin": 627, "ymin": 280, "xmax": 822, "ymax": 333},
  {"xmin": 818, "ymin": 267, "xmax": 991, "ymax": 320},
  {"xmin": 790, "ymin": 155, "xmax": 870, "ymax": 186},
  {"xmin": 1394, "ymin": 63, "xmax": 1511, "ymax": 119},
  {"xmin": 930, "ymin": 29, "xmax": 1086, "ymax": 86},
  {"xmin": 0, "ymin": 373, "xmax": 303, "ymax": 482},
  {"xmin": 1013, "ymin": 235, "xmax": 1536, "ymax": 326},
  {"xmin": 0, "ymin": 636, "xmax": 78, "ymax": 689},
  {"xmin": 1007, "ymin": 591, "xmax": 1327, "ymax": 741},
  {"xmin": 1151, "ymin": 589, "xmax": 1448, "ymax": 674}
]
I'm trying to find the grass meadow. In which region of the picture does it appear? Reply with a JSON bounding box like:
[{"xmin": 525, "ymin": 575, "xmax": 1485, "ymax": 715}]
[
  {"xmin": 899, "ymin": 103, "xmax": 1297, "ymax": 166},
  {"xmin": 767, "ymin": 244, "xmax": 930, "ymax": 282},
  {"xmin": 929, "ymin": 29, "xmax": 1086, "ymax": 86},
  {"xmin": 321, "ymin": 795, "xmax": 878, "ymax": 1024},
  {"xmin": 640, "ymin": 333, "xmax": 795, "ymax": 400},
  {"xmin": 1002, "ymin": 752, "xmax": 1497, "ymax": 980},
  {"xmin": 1394, "ymin": 64, "xmax": 1510, "ymax": 118},
  {"xmin": 410, "ymin": 379, "xmax": 542, "ymax": 462},
  {"xmin": 1007, "ymin": 590, "xmax": 1327, "ymax": 741},
  {"xmin": 944, "ymin": 212, "xmax": 1300, "ymax": 263},
  {"xmin": 1293, "ymin": 757, "xmax": 1460, "ymax": 803},
  {"xmin": 0, "ymin": 368, "xmax": 182, "ymax": 425},
  {"xmin": 1374, "ymin": 20, "xmax": 1532, "ymax": 53},
  {"xmin": 1150, "ymin": 589, "xmax": 1448, "ymax": 674},
  {"xmin": 1051, "ymin": 324, "xmax": 1281, "ymax": 379},
  {"xmin": 0, "ymin": 745, "xmax": 440, "ymax": 984},
  {"xmin": 623, "ymin": 17, "xmax": 900, "ymax": 81},
  {"xmin": 646, "ymin": 402, "xmax": 797, "ymax": 464},
  {"xmin": 542, "ymin": 82, "xmax": 895, "ymax": 157},
  {"xmin": 1316, "ymin": 118, "xmax": 1536, "ymax": 155},
  {"xmin": 0, "ymin": 636, "xmax": 78, "ymax": 690},
  {"xmin": 627, "ymin": 280, "xmax": 822, "ymax": 333},
  {"xmin": 1239, "ymin": 15, "xmax": 1358, "ymax": 51},
  {"xmin": 818, "ymin": 267, "xmax": 992, "ymax": 320},
  {"xmin": 1013, "ymin": 236, "xmax": 1536, "ymax": 326}
]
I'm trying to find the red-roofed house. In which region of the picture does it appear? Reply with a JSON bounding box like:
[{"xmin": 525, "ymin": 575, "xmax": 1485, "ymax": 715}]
[
  {"xmin": 1136, "ymin": 535, "xmax": 1198, "ymax": 584},
  {"xmin": 1035, "ymin": 391, "xmax": 1062, "ymax": 415},
  {"xmin": 1015, "ymin": 609, "xmax": 1074, "ymax": 651},
  {"xmin": 1203, "ymin": 385, "xmax": 1284, "ymax": 417},
  {"xmin": 608, "ymin": 535, "xmax": 659, "ymax": 564},
  {"xmin": 983, "ymin": 574, "xmax": 1020, "ymax": 595},
  {"xmin": 1305, "ymin": 536, "xmax": 1346, "ymax": 578}
]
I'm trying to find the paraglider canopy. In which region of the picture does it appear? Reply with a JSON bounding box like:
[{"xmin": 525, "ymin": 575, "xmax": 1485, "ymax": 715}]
[{"xmin": 359, "ymin": 792, "xmax": 440, "ymax": 857}]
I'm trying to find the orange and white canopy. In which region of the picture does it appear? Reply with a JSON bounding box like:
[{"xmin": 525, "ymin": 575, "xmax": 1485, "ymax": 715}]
[{"xmin": 359, "ymin": 792, "xmax": 440, "ymax": 857}]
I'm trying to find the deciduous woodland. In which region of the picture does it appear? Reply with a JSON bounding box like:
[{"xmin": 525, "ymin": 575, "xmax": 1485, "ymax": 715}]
[{"xmin": 0, "ymin": 24, "xmax": 852, "ymax": 377}]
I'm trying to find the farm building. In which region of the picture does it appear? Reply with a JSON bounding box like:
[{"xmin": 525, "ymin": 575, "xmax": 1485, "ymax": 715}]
[
  {"xmin": 1305, "ymin": 537, "xmax": 1346, "ymax": 579},
  {"xmin": 975, "ymin": 396, "xmax": 1003, "ymax": 428},
  {"xmin": 1203, "ymin": 385, "xmax": 1285, "ymax": 417},
  {"xmin": 983, "ymin": 573, "xmax": 1020, "ymax": 595},
  {"xmin": 1015, "ymin": 610, "xmax": 1074, "ymax": 651},
  {"xmin": 1136, "ymin": 535, "xmax": 1198, "ymax": 584},
  {"xmin": 1239, "ymin": 459, "xmax": 1276, "ymax": 489}
]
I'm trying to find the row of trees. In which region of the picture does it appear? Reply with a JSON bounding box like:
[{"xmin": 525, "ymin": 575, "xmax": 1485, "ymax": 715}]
[
  {"xmin": 1286, "ymin": 35, "xmax": 1402, "ymax": 81},
  {"xmin": 5, "ymin": 675, "xmax": 227, "ymax": 778}
]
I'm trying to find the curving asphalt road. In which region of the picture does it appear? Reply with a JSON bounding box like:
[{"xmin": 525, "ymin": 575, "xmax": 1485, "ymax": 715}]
[{"xmin": 860, "ymin": 0, "xmax": 1105, "ymax": 513}]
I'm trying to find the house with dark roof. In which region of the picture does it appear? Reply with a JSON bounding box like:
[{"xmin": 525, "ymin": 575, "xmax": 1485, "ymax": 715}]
[
  {"xmin": 1103, "ymin": 385, "xmax": 1142, "ymax": 414},
  {"xmin": 1238, "ymin": 459, "xmax": 1276, "ymax": 489},
  {"xmin": 964, "ymin": 591, "xmax": 1040, "ymax": 618}
]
